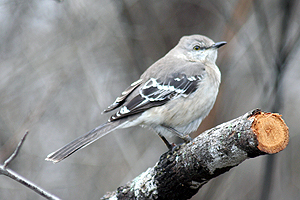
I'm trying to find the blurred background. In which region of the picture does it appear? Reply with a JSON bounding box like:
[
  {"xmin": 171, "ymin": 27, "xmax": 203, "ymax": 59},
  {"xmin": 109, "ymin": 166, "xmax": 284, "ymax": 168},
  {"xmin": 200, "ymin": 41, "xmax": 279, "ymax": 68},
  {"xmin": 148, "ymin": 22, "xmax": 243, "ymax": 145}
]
[{"xmin": 0, "ymin": 0, "xmax": 300, "ymax": 199}]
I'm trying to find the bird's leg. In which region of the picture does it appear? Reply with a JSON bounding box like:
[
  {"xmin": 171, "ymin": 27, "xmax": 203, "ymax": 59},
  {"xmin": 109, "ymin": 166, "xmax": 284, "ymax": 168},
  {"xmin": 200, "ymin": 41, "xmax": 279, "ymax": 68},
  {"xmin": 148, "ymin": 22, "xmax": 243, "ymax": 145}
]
[
  {"xmin": 182, "ymin": 135, "xmax": 193, "ymax": 143},
  {"xmin": 161, "ymin": 125, "xmax": 192, "ymax": 143},
  {"xmin": 157, "ymin": 132, "xmax": 173, "ymax": 150}
]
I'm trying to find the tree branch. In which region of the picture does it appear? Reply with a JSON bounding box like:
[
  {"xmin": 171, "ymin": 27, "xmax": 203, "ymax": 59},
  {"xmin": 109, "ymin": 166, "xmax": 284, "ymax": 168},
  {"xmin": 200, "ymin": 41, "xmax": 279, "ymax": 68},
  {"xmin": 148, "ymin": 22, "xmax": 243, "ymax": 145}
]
[
  {"xmin": 3, "ymin": 131, "xmax": 29, "ymax": 168},
  {"xmin": 0, "ymin": 132, "xmax": 61, "ymax": 200},
  {"xmin": 102, "ymin": 109, "xmax": 289, "ymax": 200}
]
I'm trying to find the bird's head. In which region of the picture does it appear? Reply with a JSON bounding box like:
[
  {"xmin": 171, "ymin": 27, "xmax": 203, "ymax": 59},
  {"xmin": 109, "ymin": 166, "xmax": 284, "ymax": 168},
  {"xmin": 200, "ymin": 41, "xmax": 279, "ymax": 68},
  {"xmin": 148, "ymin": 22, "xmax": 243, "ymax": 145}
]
[{"xmin": 174, "ymin": 34, "xmax": 226, "ymax": 64}]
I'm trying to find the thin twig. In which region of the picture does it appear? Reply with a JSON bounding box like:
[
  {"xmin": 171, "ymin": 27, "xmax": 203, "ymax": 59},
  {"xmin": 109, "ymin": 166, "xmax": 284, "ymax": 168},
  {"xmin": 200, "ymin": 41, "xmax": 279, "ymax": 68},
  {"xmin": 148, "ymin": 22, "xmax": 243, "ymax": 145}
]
[
  {"xmin": 0, "ymin": 131, "xmax": 61, "ymax": 200},
  {"xmin": 3, "ymin": 131, "xmax": 29, "ymax": 169},
  {"xmin": 1, "ymin": 168, "xmax": 61, "ymax": 200}
]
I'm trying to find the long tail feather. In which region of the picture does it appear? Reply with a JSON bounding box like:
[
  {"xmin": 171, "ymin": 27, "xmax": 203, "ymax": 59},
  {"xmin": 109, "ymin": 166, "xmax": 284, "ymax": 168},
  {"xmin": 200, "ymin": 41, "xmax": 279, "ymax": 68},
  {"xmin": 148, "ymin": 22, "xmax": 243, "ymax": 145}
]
[{"xmin": 46, "ymin": 121, "xmax": 122, "ymax": 163}]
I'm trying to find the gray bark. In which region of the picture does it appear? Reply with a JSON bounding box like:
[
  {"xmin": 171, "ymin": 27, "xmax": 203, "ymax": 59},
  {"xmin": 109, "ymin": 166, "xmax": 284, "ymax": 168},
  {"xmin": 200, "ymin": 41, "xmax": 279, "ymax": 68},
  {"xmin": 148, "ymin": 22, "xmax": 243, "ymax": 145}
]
[{"xmin": 102, "ymin": 109, "xmax": 268, "ymax": 200}]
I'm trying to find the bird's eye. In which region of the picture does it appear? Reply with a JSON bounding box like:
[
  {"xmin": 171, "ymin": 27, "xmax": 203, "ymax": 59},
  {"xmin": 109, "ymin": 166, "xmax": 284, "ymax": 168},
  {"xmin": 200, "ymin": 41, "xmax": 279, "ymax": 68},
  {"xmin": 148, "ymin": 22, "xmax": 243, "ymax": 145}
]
[{"xmin": 193, "ymin": 45, "xmax": 201, "ymax": 50}]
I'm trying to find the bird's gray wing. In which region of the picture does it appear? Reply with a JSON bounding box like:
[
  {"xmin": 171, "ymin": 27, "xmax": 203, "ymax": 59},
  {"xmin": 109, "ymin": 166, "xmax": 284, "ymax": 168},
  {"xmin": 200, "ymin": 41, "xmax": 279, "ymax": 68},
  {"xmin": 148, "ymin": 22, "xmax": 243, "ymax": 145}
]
[
  {"xmin": 109, "ymin": 73, "xmax": 204, "ymax": 122},
  {"xmin": 103, "ymin": 79, "xmax": 143, "ymax": 113}
]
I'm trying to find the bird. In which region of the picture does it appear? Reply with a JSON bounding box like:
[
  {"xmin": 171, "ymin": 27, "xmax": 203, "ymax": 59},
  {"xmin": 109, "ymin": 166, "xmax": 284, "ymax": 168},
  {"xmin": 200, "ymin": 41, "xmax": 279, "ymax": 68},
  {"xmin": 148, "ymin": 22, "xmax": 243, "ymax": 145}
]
[{"xmin": 46, "ymin": 34, "xmax": 226, "ymax": 163}]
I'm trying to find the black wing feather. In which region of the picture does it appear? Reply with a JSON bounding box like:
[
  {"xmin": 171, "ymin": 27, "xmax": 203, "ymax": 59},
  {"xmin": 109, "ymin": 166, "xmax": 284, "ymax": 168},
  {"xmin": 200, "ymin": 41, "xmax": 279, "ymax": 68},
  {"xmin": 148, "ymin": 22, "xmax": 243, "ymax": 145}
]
[{"xmin": 109, "ymin": 73, "xmax": 203, "ymax": 122}]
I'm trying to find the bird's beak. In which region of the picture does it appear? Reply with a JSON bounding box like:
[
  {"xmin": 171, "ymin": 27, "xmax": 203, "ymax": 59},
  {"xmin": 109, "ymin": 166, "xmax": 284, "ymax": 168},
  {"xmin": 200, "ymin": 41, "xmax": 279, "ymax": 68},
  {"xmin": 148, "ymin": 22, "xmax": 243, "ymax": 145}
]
[{"xmin": 211, "ymin": 41, "xmax": 227, "ymax": 49}]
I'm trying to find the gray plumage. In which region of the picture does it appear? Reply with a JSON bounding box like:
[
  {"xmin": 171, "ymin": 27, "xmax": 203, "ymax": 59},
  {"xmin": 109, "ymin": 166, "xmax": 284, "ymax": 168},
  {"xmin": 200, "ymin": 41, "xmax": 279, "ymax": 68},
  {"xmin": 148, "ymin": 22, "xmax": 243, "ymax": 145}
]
[{"xmin": 46, "ymin": 34, "xmax": 226, "ymax": 163}]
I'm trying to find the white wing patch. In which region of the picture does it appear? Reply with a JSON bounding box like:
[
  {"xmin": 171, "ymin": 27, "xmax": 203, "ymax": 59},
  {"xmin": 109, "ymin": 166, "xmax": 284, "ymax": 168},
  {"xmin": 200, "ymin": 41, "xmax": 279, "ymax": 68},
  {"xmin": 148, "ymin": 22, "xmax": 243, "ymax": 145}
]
[{"xmin": 119, "ymin": 106, "xmax": 130, "ymax": 114}]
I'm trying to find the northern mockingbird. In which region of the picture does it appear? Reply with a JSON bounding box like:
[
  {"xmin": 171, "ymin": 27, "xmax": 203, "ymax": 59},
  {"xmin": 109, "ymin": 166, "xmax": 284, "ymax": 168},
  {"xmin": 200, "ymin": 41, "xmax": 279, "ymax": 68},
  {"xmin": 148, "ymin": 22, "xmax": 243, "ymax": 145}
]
[{"xmin": 46, "ymin": 34, "xmax": 226, "ymax": 163}]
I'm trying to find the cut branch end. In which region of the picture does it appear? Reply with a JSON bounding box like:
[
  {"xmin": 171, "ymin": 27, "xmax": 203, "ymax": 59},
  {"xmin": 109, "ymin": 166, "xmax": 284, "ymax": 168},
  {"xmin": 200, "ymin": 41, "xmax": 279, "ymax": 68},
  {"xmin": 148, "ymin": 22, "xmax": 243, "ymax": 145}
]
[{"xmin": 250, "ymin": 111, "xmax": 289, "ymax": 154}]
